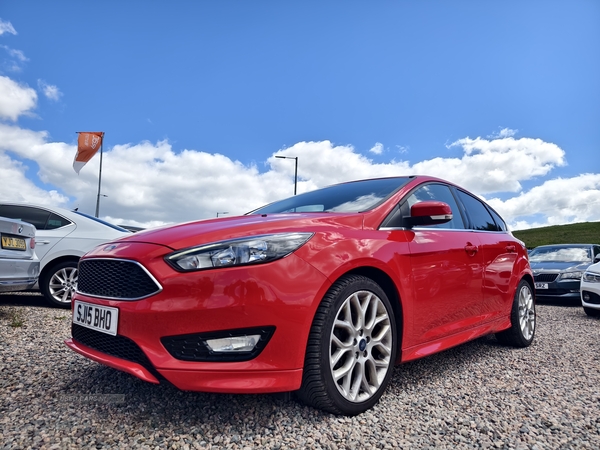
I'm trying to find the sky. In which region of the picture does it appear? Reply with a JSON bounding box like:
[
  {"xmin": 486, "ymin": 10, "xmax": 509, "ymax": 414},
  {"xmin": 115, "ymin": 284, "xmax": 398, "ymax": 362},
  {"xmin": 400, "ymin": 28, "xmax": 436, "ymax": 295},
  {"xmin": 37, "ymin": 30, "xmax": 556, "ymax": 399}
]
[{"xmin": 0, "ymin": 1, "xmax": 599, "ymax": 231}]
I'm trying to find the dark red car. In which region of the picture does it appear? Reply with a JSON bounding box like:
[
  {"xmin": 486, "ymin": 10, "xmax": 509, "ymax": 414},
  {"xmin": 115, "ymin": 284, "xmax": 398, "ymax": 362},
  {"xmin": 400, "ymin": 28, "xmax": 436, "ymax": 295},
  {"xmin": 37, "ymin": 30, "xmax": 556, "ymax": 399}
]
[{"xmin": 65, "ymin": 176, "xmax": 535, "ymax": 415}]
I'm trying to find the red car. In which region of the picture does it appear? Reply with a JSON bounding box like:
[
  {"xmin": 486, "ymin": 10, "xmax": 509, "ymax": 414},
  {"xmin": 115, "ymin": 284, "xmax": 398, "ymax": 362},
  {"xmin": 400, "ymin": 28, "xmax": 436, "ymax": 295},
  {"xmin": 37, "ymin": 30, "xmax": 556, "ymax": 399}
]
[{"xmin": 65, "ymin": 176, "xmax": 535, "ymax": 415}]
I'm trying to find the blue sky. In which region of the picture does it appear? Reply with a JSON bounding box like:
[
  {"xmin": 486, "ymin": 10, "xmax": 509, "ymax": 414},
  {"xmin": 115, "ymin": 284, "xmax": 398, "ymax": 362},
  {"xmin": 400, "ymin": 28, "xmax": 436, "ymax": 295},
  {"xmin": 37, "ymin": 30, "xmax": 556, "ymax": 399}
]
[{"xmin": 0, "ymin": 1, "xmax": 599, "ymax": 230}]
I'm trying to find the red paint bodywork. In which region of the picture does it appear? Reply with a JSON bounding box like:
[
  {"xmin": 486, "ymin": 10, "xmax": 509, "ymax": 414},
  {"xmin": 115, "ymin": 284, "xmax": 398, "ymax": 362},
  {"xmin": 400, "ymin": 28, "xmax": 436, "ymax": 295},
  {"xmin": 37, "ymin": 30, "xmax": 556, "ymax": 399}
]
[{"xmin": 66, "ymin": 176, "xmax": 532, "ymax": 393}]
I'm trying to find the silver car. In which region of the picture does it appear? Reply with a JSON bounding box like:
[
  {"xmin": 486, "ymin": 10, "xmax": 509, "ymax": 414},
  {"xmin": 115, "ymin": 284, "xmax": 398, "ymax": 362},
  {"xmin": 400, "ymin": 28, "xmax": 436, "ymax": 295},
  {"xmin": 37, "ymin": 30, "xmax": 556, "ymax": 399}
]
[{"xmin": 0, "ymin": 216, "xmax": 39, "ymax": 292}]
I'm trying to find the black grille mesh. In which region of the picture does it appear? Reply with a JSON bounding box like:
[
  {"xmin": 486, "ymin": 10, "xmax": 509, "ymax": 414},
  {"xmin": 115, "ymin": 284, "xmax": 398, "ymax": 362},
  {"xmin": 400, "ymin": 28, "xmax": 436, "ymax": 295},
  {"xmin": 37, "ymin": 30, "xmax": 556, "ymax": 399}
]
[
  {"xmin": 72, "ymin": 323, "xmax": 158, "ymax": 376},
  {"xmin": 78, "ymin": 259, "xmax": 161, "ymax": 300},
  {"xmin": 534, "ymin": 273, "xmax": 558, "ymax": 283}
]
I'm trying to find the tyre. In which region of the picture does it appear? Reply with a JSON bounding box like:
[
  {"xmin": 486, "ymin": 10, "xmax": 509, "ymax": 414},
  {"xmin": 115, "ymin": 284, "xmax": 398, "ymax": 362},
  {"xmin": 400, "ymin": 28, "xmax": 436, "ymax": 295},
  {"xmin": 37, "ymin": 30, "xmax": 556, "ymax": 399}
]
[
  {"xmin": 495, "ymin": 279, "xmax": 535, "ymax": 347},
  {"xmin": 583, "ymin": 306, "xmax": 600, "ymax": 317},
  {"xmin": 40, "ymin": 260, "xmax": 78, "ymax": 308},
  {"xmin": 297, "ymin": 274, "xmax": 397, "ymax": 416}
]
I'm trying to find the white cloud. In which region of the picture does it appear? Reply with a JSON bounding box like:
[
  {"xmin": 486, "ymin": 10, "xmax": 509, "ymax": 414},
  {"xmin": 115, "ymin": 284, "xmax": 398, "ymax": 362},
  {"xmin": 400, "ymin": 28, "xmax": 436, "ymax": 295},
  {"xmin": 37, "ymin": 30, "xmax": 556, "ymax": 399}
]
[
  {"xmin": 0, "ymin": 124, "xmax": 596, "ymax": 230},
  {"xmin": 488, "ymin": 127, "xmax": 518, "ymax": 139},
  {"xmin": 0, "ymin": 76, "xmax": 37, "ymax": 121},
  {"xmin": 441, "ymin": 135, "xmax": 566, "ymax": 193},
  {"xmin": 369, "ymin": 142, "xmax": 384, "ymax": 155},
  {"xmin": 0, "ymin": 19, "xmax": 17, "ymax": 36},
  {"xmin": 38, "ymin": 79, "xmax": 62, "ymax": 101},
  {"xmin": 0, "ymin": 45, "xmax": 27, "ymax": 62},
  {"xmin": 486, "ymin": 174, "xmax": 600, "ymax": 230}
]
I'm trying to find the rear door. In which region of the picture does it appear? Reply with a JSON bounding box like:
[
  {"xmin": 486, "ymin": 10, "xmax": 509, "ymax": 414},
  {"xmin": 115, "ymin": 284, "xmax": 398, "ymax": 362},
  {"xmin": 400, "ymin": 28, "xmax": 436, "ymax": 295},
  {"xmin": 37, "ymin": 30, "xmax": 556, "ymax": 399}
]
[{"xmin": 453, "ymin": 189, "xmax": 518, "ymax": 320}]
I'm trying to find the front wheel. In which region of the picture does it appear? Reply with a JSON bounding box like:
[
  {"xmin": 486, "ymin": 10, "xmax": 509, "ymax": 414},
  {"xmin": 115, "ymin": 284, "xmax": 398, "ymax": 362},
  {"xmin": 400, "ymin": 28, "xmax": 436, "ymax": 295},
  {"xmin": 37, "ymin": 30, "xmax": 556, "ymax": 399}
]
[
  {"xmin": 583, "ymin": 306, "xmax": 600, "ymax": 317},
  {"xmin": 297, "ymin": 274, "xmax": 397, "ymax": 416},
  {"xmin": 40, "ymin": 260, "xmax": 78, "ymax": 308},
  {"xmin": 495, "ymin": 279, "xmax": 536, "ymax": 347}
]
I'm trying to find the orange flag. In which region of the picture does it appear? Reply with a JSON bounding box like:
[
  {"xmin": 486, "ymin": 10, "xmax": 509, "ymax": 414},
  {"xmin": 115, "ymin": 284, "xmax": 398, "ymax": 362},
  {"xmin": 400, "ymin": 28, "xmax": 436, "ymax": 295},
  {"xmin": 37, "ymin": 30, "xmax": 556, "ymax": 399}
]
[{"xmin": 73, "ymin": 132, "xmax": 104, "ymax": 174}]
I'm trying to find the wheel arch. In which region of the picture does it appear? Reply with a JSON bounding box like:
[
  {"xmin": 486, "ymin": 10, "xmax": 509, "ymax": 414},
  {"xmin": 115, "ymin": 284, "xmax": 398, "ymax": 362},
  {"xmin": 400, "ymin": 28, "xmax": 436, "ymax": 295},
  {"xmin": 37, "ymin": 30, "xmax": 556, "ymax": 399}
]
[
  {"xmin": 339, "ymin": 266, "xmax": 404, "ymax": 360},
  {"xmin": 39, "ymin": 255, "xmax": 80, "ymax": 280}
]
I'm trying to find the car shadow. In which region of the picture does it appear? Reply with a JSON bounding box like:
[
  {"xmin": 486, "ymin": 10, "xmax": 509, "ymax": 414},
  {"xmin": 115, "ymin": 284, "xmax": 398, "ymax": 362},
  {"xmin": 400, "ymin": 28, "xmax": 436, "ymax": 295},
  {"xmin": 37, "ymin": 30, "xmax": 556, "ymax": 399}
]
[
  {"xmin": 0, "ymin": 291, "xmax": 53, "ymax": 308},
  {"xmin": 534, "ymin": 297, "xmax": 581, "ymax": 307}
]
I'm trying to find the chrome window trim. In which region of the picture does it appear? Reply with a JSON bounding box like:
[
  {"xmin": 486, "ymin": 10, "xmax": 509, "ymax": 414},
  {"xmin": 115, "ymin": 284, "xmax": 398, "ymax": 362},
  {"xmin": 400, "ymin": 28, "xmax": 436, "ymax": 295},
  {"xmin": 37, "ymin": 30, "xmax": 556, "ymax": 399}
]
[{"xmin": 380, "ymin": 227, "xmax": 509, "ymax": 234}]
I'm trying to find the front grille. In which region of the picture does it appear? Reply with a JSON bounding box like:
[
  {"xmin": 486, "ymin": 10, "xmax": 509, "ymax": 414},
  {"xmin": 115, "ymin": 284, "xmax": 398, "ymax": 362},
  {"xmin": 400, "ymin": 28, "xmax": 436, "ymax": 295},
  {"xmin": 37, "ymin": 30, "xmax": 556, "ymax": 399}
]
[
  {"xmin": 72, "ymin": 323, "xmax": 158, "ymax": 376},
  {"xmin": 534, "ymin": 273, "xmax": 558, "ymax": 283},
  {"xmin": 77, "ymin": 259, "xmax": 161, "ymax": 300}
]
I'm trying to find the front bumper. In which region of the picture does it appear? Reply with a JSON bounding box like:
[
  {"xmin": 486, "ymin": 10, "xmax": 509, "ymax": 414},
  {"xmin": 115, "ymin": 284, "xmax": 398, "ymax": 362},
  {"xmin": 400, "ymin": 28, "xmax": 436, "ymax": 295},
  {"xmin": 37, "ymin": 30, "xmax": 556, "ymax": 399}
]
[
  {"xmin": 581, "ymin": 279, "xmax": 600, "ymax": 310},
  {"xmin": 66, "ymin": 248, "xmax": 329, "ymax": 394},
  {"xmin": 534, "ymin": 277, "xmax": 581, "ymax": 299}
]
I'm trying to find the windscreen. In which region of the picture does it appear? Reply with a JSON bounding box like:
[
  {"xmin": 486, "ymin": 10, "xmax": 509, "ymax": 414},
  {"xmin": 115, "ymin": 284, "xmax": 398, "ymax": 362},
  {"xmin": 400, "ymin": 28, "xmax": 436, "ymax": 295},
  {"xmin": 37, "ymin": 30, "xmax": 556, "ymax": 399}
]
[
  {"xmin": 528, "ymin": 246, "xmax": 591, "ymax": 263},
  {"xmin": 249, "ymin": 177, "xmax": 411, "ymax": 214}
]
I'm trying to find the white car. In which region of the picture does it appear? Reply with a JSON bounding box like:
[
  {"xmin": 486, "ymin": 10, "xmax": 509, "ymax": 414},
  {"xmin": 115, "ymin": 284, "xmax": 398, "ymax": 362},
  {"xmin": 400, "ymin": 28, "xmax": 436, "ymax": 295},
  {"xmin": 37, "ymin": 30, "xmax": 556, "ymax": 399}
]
[
  {"xmin": 0, "ymin": 216, "xmax": 39, "ymax": 292},
  {"xmin": 581, "ymin": 261, "xmax": 600, "ymax": 317},
  {"xmin": 0, "ymin": 203, "xmax": 130, "ymax": 307}
]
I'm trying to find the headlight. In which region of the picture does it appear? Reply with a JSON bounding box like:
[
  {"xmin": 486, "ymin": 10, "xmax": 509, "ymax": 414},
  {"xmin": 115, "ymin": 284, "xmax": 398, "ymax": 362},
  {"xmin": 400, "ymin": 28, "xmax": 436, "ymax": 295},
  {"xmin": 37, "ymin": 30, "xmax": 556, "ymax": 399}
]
[
  {"xmin": 558, "ymin": 271, "xmax": 584, "ymax": 280},
  {"xmin": 165, "ymin": 232, "xmax": 313, "ymax": 272},
  {"xmin": 583, "ymin": 271, "xmax": 600, "ymax": 283}
]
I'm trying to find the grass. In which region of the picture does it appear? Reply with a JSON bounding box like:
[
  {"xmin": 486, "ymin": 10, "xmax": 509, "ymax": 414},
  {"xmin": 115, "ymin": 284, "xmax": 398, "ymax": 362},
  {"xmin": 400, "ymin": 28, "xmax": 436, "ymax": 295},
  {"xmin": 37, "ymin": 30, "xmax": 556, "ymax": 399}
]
[
  {"xmin": 512, "ymin": 221, "xmax": 600, "ymax": 249},
  {"xmin": 8, "ymin": 309, "xmax": 24, "ymax": 328}
]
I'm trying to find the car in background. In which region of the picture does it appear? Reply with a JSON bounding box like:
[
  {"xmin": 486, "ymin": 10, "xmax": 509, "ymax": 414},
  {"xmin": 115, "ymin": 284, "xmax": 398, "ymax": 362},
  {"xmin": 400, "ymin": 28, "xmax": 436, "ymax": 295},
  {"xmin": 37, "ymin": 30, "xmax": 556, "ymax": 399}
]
[
  {"xmin": 0, "ymin": 203, "xmax": 130, "ymax": 308},
  {"xmin": 66, "ymin": 175, "xmax": 534, "ymax": 416},
  {"xmin": 581, "ymin": 261, "xmax": 600, "ymax": 317},
  {"xmin": 529, "ymin": 244, "xmax": 600, "ymax": 302},
  {"xmin": 0, "ymin": 216, "xmax": 39, "ymax": 293}
]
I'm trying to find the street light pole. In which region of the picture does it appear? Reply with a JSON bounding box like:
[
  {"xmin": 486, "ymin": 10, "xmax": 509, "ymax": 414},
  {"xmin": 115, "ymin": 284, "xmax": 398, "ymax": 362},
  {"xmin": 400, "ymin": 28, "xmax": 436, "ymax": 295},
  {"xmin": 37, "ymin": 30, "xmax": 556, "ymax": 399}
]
[{"xmin": 275, "ymin": 155, "xmax": 298, "ymax": 195}]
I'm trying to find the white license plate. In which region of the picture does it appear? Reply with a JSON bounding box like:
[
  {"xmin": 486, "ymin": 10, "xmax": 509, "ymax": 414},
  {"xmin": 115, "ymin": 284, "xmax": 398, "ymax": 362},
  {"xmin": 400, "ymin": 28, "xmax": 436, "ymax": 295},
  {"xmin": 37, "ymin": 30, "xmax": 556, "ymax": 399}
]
[
  {"xmin": 535, "ymin": 282, "xmax": 549, "ymax": 290},
  {"xmin": 73, "ymin": 300, "xmax": 119, "ymax": 336}
]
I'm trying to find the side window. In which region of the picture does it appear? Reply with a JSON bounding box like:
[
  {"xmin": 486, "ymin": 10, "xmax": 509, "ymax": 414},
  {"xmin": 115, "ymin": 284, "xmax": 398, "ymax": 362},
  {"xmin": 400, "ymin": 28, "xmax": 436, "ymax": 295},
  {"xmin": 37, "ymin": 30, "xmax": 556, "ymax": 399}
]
[
  {"xmin": 455, "ymin": 190, "xmax": 499, "ymax": 231},
  {"xmin": 0, "ymin": 205, "xmax": 51, "ymax": 230},
  {"xmin": 46, "ymin": 213, "xmax": 72, "ymax": 230},
  {"xmin": 487, "ymin": 207, "xmax": 507, "ymax": 232},
  {"xmin": 0, "ymin": 205, "xmax": 72, "ymax": 230},
  {"xmin": 403, "ymin": 184, "xmax": 465, "ymax": 229}
]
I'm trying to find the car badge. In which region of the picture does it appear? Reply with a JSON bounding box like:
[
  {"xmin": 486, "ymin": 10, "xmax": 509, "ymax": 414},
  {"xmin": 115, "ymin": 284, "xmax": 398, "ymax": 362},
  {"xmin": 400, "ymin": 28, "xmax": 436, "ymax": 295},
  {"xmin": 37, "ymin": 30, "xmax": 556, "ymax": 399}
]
[
  {"xmin": 103, "ymin": 244, "xmax": 118, "ymax": 252},
  {"xmin": 18, "ymin": 225, "xmax": 23, "ymax": 234}
]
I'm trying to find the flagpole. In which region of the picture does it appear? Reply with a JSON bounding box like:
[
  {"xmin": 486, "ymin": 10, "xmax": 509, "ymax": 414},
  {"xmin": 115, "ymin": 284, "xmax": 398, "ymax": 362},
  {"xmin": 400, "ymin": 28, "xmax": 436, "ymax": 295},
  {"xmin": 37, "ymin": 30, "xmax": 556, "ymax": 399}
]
[{"xmin": 95, "ymin": 139, "xmax": 103, "ymax": 217}]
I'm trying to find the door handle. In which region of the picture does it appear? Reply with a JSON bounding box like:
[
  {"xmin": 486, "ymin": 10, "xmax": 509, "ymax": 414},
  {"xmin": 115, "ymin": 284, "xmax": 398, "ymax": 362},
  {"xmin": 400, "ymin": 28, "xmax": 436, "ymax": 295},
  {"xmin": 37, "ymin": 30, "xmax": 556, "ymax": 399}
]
[
  {"xmin": 37, "ymin": 240, "xmax": 51, "ymax": 244},
  {"xmin": 505, "ymin": 245, "xmax": 516, "ymax": 253},
  {"xmin": 464, "ymin": 243, "xmax": 478, "ymax": 256}
]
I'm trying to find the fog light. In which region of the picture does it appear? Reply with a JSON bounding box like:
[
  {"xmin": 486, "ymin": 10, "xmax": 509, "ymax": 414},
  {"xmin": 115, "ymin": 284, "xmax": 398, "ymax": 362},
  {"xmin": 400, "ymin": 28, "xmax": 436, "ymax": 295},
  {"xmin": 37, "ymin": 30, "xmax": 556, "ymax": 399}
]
[
  {"xmin": 206, "ymin": 335, "xmax": 261, "ymax": 353},
  {"xmin": 583, "ymin": 292, "xmax": 591, "ymax": 301}
]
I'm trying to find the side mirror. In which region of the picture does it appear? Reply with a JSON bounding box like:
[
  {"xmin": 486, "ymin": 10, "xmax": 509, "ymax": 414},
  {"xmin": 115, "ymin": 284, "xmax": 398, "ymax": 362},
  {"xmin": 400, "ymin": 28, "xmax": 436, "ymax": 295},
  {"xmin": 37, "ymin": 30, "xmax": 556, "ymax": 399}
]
[{"xmin": 405, "ymin": 201, "xmax": 453, "ymax": 228}]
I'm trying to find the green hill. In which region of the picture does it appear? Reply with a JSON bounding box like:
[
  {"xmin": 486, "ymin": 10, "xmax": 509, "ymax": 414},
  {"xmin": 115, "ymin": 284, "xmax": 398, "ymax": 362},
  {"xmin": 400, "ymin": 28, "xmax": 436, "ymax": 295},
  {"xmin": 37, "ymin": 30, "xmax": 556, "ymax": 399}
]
[{"xmin": 512, "ymin": 221, "xmax": 600, "ymax": 249}]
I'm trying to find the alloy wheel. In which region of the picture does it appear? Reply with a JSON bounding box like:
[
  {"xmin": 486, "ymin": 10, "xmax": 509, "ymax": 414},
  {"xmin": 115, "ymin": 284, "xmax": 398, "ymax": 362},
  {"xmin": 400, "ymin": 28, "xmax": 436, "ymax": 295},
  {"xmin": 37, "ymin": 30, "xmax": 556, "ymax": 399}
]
[
  {"xmin": 518, "ymin": 284, "xmax": 535, "ymax": 341},
  {"xmin": 49, "ymin": 266, "xmax": 78, "ymax": 304},
  {"xmin": 329, "ymin": 290, "xmax": 393, "ymax": 403}
]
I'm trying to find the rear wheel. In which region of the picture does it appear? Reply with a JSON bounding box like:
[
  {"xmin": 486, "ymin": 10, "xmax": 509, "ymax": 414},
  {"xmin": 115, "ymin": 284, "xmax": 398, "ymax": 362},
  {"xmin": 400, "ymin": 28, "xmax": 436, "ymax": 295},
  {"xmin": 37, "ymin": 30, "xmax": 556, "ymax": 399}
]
[
  {"xmin": 297, "ymin": 274, "xmax": 397, "ymax": 415},
  {"xmin": 495, "ymin": 279, "xmax": 535, "ymax": 347},
  {"xmin": 40, "ymin": 260, "xmax": 78, "ymax": 308},
  {"xmin": 583, "ymin": 306, "xmax": 600, "ymax": 317}
]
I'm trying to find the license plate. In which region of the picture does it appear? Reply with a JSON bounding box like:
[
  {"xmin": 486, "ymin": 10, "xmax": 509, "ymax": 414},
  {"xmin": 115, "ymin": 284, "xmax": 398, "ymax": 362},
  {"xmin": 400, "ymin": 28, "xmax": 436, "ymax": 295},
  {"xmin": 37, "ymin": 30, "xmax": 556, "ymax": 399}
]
[
  {"xmin": 1, "ymin": 235, "xmax": 26, "ymax": 251},
  {"xmin": 535, "ymin": 282, "xmax": 548, "ymax": 290},
  {"xmin": 73, "ymin": 300, "xmax": 119, "ymax": 336}
]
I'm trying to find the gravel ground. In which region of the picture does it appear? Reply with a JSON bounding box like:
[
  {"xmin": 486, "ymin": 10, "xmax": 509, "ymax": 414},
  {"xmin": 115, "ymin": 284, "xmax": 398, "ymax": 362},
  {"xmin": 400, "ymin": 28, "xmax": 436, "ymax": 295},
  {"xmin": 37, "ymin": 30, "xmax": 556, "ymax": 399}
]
[{"xmin": 1, "ymin": 294, "xmax": 599, "ymax": 450}]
